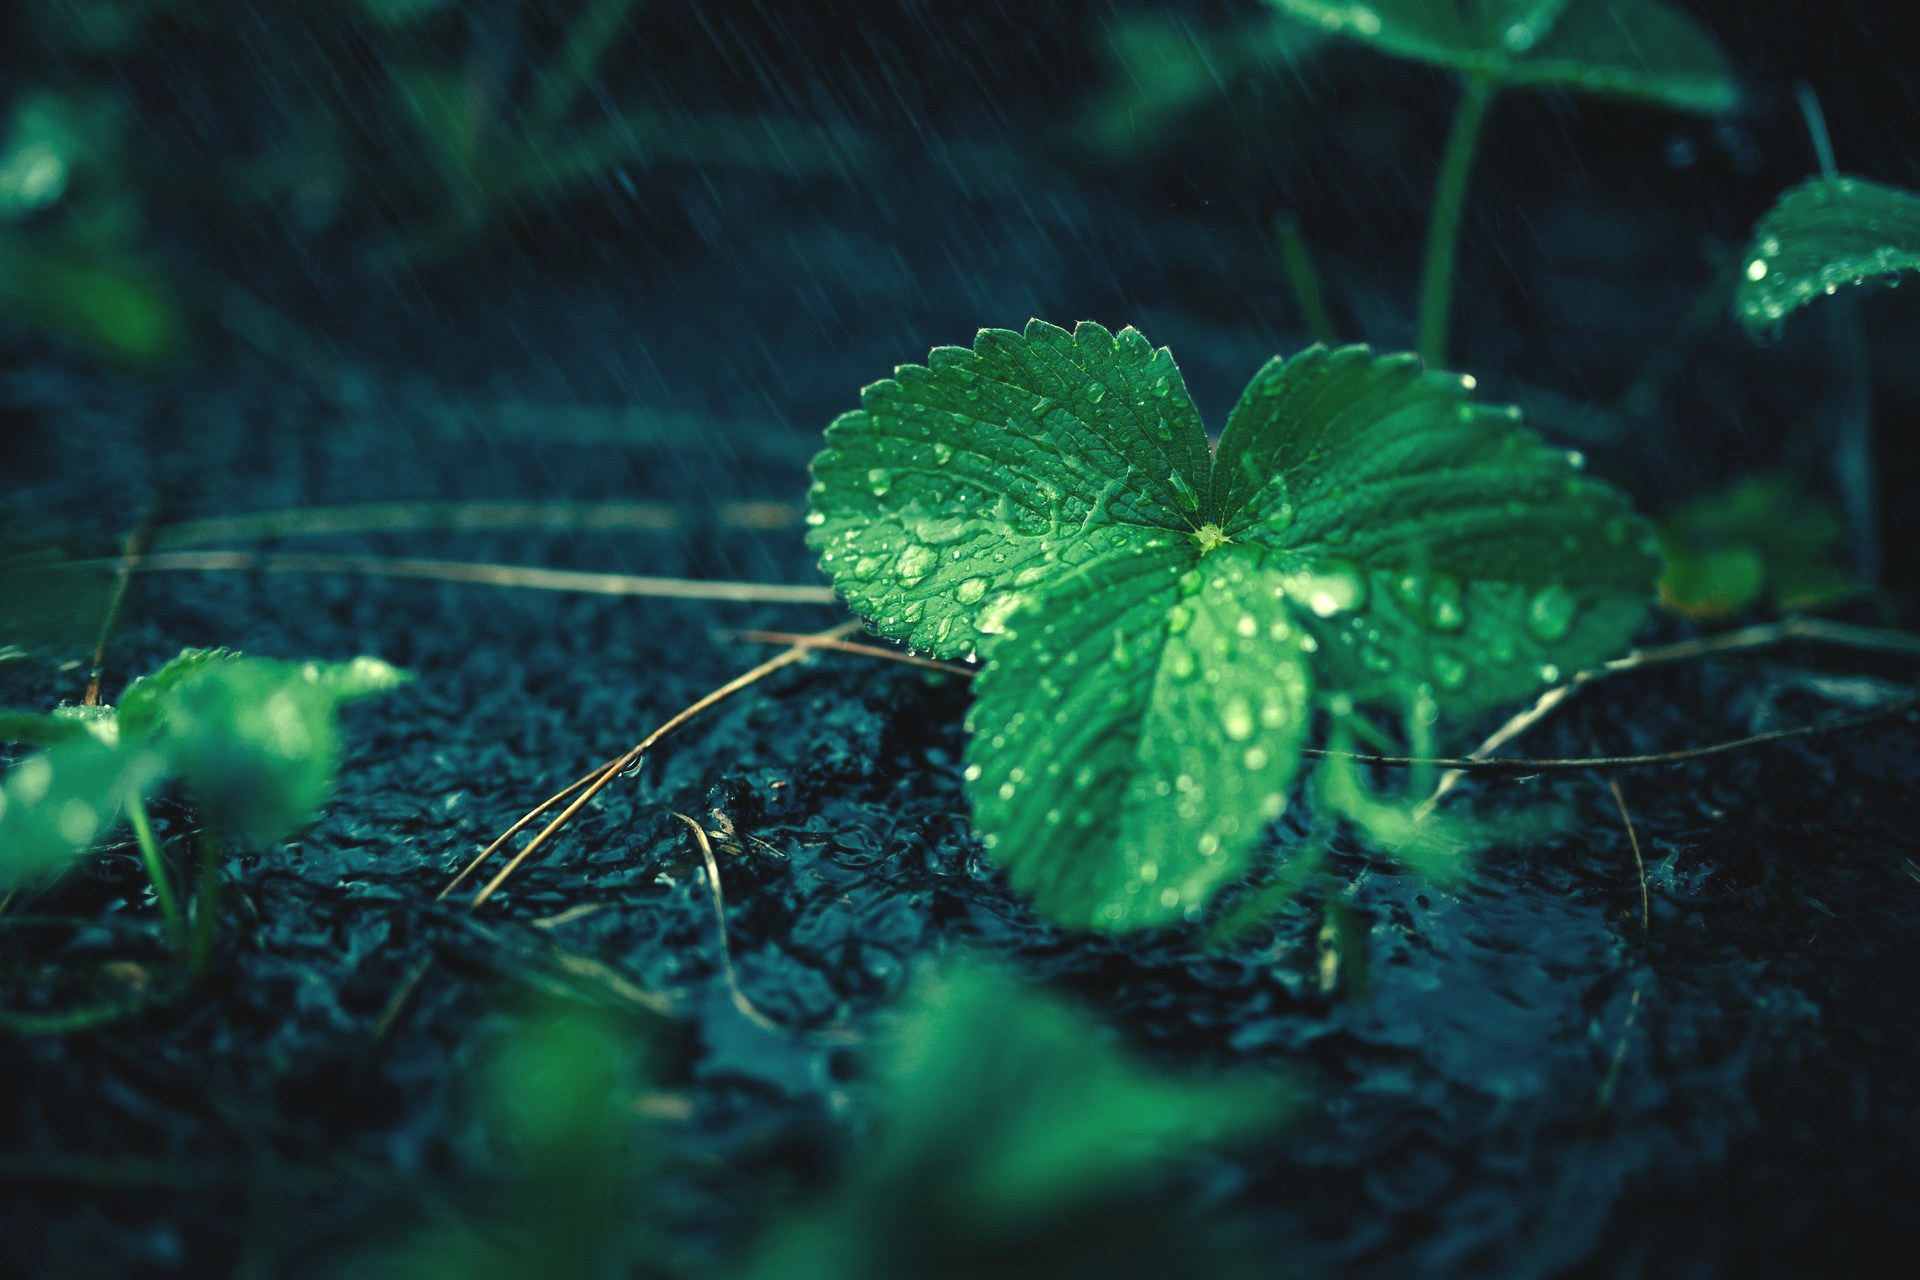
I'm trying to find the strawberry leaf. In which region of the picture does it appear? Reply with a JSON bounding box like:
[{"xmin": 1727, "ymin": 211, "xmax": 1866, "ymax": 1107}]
[
  {"xmin": 1267, "ymin": 0, "xmax": 1737, "ymax": 113},
  {"xmin": 810, "ymin": 325, "xmax": 1654, "ymax": 930},
  {"xmin": 1738, "ymin": 175, "xmax": 1920, "ymax": 337}
]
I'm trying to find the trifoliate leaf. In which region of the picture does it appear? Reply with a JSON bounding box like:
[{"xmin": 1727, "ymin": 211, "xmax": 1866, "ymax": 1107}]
[
  {"xmin": 1267, "ymin": 0, "xmax": 1737, "ymax": 113},
  {"xmin": 811, "ymin": 324, "xmax": 1653, "ymax": 931},
  {"xmin": 807, "ymin": 319, "xmax": 1211, "ymax": 658},
  {"xmin": 1216, "ymin": 345, "xmax": 1655, "ymax": 712},
  {"xmin": 0, "ymin": 739, "xmax": 167, "ymax": 887},
  {"xmin": 1737, "ymin": 175, "xmax": 1920, "ymax": 337},
  {"xmin": 969, "ymin": 541, "xmax": 1312, "ymax": 930}
]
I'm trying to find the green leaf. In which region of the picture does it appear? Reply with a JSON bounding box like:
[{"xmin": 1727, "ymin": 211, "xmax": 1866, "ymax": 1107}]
[
  {"xmin": 1217, "ymin": 345, "xmax": 1655, "ymax": 713},
  {"xmin": 0, "ymin": 711, "xmax": 92, "ymax": 748},
  {"xmin": 811, "ymin": 326, "xmax": 1653, "ymax": 930},
  {"xmin": 968, "ymin": 541, "xmax": 1312, "ymax": 930},
  {"xmin": 807, "ymin": 319, "xmax": 1211, "ymax": 659},
  {"xmin": 0, "ymin": 739, "xmax": 167, "ymax": 887},
  {"xmin": 740, "ymin": 964, "xmax": 1288, "ymax": 1280},
  {"xmin": 1267, "ymin": 0, "xmax": 1737, "ymax": 113},
  {"xmin": 146, "ymin": 656, "xmax": 409, "ymax": 844},
  {"xmin": 1656, "ymin": 474, "xmax": 1860, "ymax": 619},
  {"xmin": 117, "ymin": 648, "xmax": 239, "ymax": 738},
  {"xmin": 1737, "ymin": 175, "xmax": 1920, "ymax": 337}
]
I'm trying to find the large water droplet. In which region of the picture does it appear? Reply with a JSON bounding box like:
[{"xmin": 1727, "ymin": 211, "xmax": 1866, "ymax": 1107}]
[
  {"xmin": 1526, "ymin": 585, "xmax": 1577, "ymax": 643},
  {"xmin": 956, "ymin": 577, "xmax": 988, "ymax": 604},
  {"xmin": 1289, "ymin": 561, "xmax": 1368, "ymax": 617}
]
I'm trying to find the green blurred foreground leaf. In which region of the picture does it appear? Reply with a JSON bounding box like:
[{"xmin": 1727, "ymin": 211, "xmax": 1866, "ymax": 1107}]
[
  {"xmin": 0, "ymin": 650, "xmax": 407, "ymax": 885},
  {"xmin": 1265, "ymin": 0, "xmax": 1736, "ymax": 112},
  {"xmin": 809, "ymin": 321, "xmax": 1655, "ymax": 930},
  {"xmin": 740, "ymin": 964, "xmax": 1289, "ymax": 1280},
  {"xmin": 1737, "ymin": 175, "xmax": 1920, "ymax": 337}
]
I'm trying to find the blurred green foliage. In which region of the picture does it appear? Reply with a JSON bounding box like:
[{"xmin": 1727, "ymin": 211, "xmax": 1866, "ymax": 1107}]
[
  {"xmin": 1657, "ymin": 475, "xmax": 1862, "ymax": 620},
  {"xmin": 0, "ymin": 648, "xmax": 408, "ymax": 886}
]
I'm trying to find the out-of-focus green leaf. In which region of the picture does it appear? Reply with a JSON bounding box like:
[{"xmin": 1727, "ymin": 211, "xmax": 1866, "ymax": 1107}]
[
  {"xmin": 155, "ymin": 656, "xmax": 409, "ymax": 844},
  {"xmin": 0, "ymin": 547, "xmax": 120, "ymax": 655},
  {"xmin": 1657, "ymin": 476, "xmax": 1861, "ymax": 620},
  {"xmin": 740, "ymin": 964, "xmax": 1287, "ymax": 1280},
  {"xmin": 1266, "ymin": 0, "xmax": 1737, "ymax": 113},
  {"xmin": 0, "ymin": 711, "xmax": 92, "ymax": 748},
  {"xmin": 116, "ymin": 648, "xmax": 239, "ymax": 738},
  {"xmin": 0, "ymin": 242, "xmax": 186, "ymax": 367},
  {"xmin": 1315, "ymin": 734, "xmax": 1566, "ymax": 882},
  {"xmin": 0, "ymin": 739, "xmax": 167, "ymax": 887},
  {"xmin": 1737, "ymin": 175, "xmax": 1920, "ymax": 337}
]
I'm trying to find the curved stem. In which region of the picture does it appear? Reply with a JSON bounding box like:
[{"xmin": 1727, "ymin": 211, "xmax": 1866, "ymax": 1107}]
[
  {"xmin": 126, "ymin": 797, "xmax": 185, "ymax": 951},
  {"xmin": 1417, "ymin": 74, "xmax": 1496, "ymax": 366}
]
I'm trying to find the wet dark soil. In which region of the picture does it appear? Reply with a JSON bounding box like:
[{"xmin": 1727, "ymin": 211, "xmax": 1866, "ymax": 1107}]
[{"xmin": 5, "ymin": 1, "xmax": 1920, "ymax": 1275}]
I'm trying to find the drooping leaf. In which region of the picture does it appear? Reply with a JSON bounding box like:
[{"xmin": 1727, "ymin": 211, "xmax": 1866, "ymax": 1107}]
[
  {"xmin": 810, "ymin": 324, "xmax": 1653, "ymax": 930},
  {"xmin": 0, "ymin": 739, "xmax": 167, "ymax": 887},
  {"xmin": 1737, "ymin": 175, "xmax": 1920, "ymax": 337},
  {"xmin": 1267, "ymin": 0, "xmax": 1737, "ymax": 113}
]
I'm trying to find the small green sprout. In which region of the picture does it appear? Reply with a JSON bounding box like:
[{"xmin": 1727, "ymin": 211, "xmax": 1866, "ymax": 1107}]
[
  {"xmin": 1265, "ymin": 0, "xmax": 1738, "ymax": 363},
  {"xmin": 1, "ymin": 649, "xmax": 407, "ymax": 964},
  {"xmin": 1737, "ymin": 175, "xmax": 1920, "ymax": 336},
  {"xmin": 808, "ymin": 320, "xmax": 1656, "ymax": 931},
  {"xmin": 1656, "ymin": 475, "xmax": 1861, "ymax": 621}
]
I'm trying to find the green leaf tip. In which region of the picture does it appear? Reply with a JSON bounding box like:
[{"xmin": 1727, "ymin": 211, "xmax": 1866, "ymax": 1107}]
[
  {"xmin": 1267, "ymin": 0, "xmax": 1738, "ymax": 114},
  {"xmin": 809, "ymin": 325, "xmax": 1656, "ymax": 931},
  {"xmin": 1737, "ymin": 175, "xmax": 1920, "ymax": 338}
]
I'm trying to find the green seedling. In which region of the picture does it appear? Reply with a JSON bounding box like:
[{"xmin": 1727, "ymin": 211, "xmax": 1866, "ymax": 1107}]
[
  {"xmin": 1737, "ymin": 175, "xmax": 1920, "ymax": 336},
  {"xmin": 1, "ymin": 649, "xmax": 407, "ymax": 971},
  {"xmin": 1266, "ymin": 0, "xmax": 1738, "ymax": 362},
  {"xmin": 808, "ymin": 320, "xmax": 1655, "ymax": 931},
  {"xmin": 740, "ymin": 964, "xmax": 1289, "ymax": 1280}
]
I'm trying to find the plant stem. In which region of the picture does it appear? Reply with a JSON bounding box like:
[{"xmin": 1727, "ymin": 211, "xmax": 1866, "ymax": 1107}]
[
  {"xmin": 126, "ymin": 797, "xmax": 185, "ymax": 951},
  {"xmin": 1274, "ymin": 212, "xmax": 1338, "ymax": 346},
  {"xmin": 1417, "ymin": 74, "xmax": 1496, "ymax": 367}
]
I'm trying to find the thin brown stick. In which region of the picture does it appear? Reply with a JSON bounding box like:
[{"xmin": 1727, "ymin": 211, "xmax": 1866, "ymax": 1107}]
[
  {"xmin": 1606, "ymin": 776, "xmax": 1651, "ymax": 932},
  {"xmin": 721, "ymin": 628, "xmax": 976, "ymax": 676},
  {"xmin": 1594, "ymin": 986, "xmax": 1643, "ymax": 1115},
  {"xmin": 465, "ymin": 621, "xmax": 860, "ymax": 910},
  {"xmin": 1315, "ymin": 694, "xmax": 1914, "ymax": 774},
  {"xmin": 436, "ymin": 753, "xmax": 627, "ymax": 901},
  {"xmin": 117, "ymin": 549, "xmax": 840, "ymax": 606},
  {"xmin": 674, "ymin": 813, "xmax": 789, "ymax": 1035},
  {"xmin": 84, "ymin": 516, "xmax": 159, "ymax": 706},
  {"xmin": 1425, "ymin": 616, "xmax": 1920, "ymax": 809}
]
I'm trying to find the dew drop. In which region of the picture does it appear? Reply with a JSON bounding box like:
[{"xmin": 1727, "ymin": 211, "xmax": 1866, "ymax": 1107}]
[
  {"xmin": 956, "ymin": 577, "xmax": 988, "ymax": 604},
  {"xmin": 1526, "ymin": 585, "xmax": 1577, "ymax": 643}
]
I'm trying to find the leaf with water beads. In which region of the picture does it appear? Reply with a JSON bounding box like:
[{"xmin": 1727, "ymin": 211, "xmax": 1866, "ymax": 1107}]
[
  {"xmin": 1737, "ymin": 175, "xmax": 1920, "ymax": 338},
  {"xmin": 806, "ymin": 319, "xmax": 1210, "ymax": 659},
  {"xmin": 1266, "ymin": 0, "xmax": 1737, "ymax": 113},
  {"xmin": 1217, "ymin": 345, "xmax": 1656, "ymax": 714},
  {"xmin": 967, "ymin": 541, "xmax": 1312, "ymax": 930},
  {"xmin": 812, "ymin": 327, "xmax": 1652, "ymax": 932}
]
